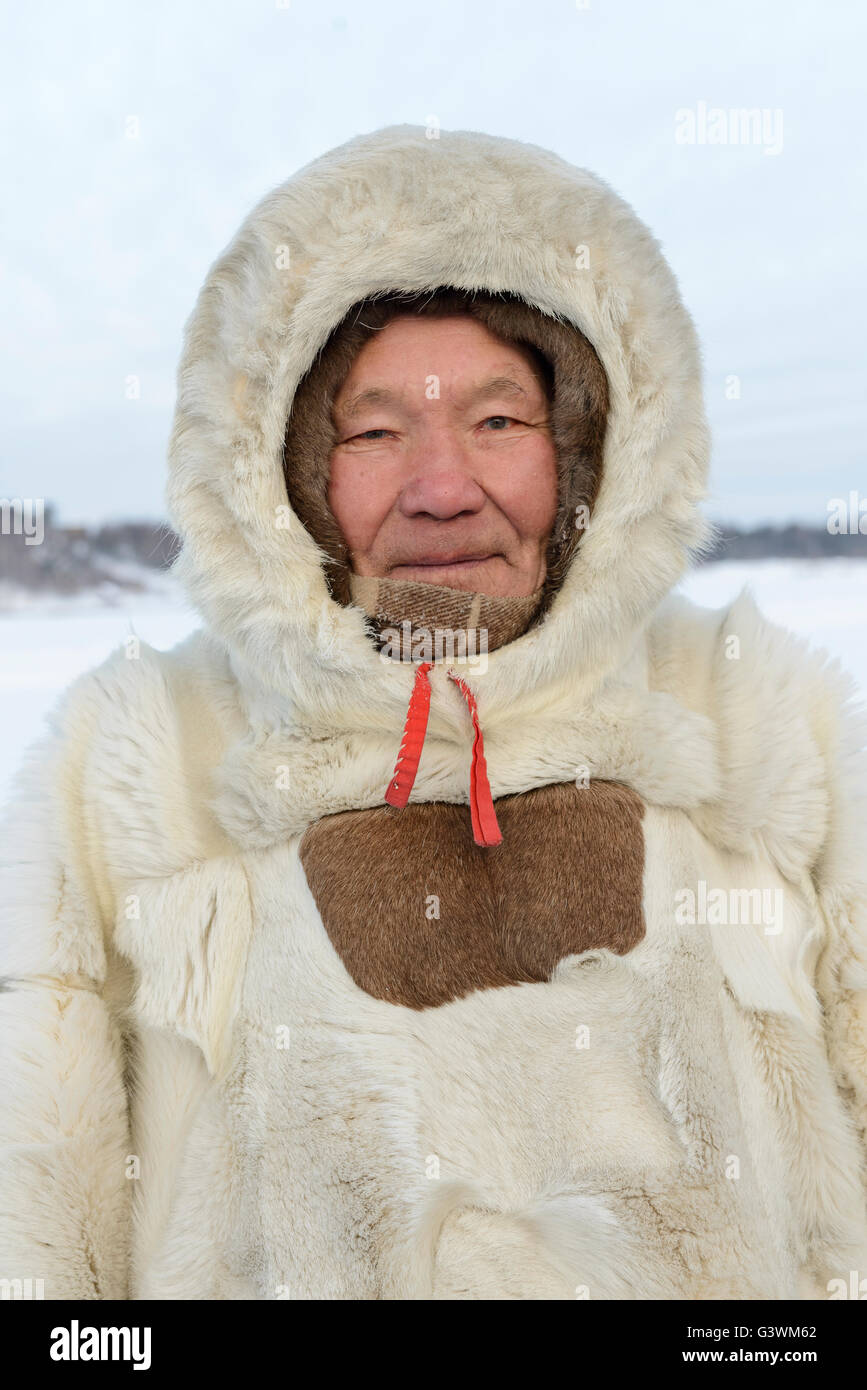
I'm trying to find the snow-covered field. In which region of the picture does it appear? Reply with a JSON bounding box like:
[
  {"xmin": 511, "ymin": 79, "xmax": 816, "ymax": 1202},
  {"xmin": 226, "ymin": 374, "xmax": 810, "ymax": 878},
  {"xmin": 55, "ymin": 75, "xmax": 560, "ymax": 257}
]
[{"xmin": 1, "ymin": 559, "xmax": 864, "ymax": 804}]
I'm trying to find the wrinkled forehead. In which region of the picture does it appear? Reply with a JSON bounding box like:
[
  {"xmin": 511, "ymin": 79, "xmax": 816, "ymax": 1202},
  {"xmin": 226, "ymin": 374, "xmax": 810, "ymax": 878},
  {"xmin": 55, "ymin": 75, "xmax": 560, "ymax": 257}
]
[{"xmin": 331, "ymin": 311, "xmax": 555, "ymax": 416}]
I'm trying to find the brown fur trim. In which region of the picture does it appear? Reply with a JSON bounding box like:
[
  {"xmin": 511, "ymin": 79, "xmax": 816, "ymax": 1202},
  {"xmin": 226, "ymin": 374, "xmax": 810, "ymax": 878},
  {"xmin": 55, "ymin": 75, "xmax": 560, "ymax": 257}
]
[
  {"xmin": 299, "ymin": 780, "xmax": 645, "ymax": 1011},
  {"xmin": 282, "ymin": 288, "xmax": 609, "ymax": 623}
]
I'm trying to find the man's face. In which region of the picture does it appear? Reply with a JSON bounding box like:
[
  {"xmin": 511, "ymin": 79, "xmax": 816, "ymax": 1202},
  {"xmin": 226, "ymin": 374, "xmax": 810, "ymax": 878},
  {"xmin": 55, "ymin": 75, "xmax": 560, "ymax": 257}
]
[{"xmin": 328, "ymin": 315, "xmax": 559, "ymax": 596}]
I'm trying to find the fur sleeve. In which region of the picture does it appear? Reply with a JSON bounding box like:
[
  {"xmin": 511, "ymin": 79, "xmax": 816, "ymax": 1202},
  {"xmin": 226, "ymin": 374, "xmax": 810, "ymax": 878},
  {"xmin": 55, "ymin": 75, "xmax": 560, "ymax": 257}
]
[
  {"xmin": 650, "ymin": 588, "xmax": 867, "ymax": 1190},
  {"xmin": 0, "ymin": 676, "xmax": 132, "ymax": 1300},
  {"xmin": 809, "ymin": 659, "xmax": 867, "ymax": 1195}
]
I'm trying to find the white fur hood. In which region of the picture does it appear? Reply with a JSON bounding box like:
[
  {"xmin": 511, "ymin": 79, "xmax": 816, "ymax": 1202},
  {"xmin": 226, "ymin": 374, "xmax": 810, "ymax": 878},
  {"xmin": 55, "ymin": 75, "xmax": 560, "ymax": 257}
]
[{"xmin": 165, "ymin": 122, "xmax": 711, "ymax": 731}]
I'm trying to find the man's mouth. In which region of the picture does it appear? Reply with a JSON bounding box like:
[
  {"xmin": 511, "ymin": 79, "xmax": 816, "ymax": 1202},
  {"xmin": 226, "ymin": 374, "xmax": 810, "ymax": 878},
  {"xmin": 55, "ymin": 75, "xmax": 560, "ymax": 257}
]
[{"xmin": 390, "ymin": 554, "xmax": 498, "ymax": 573}]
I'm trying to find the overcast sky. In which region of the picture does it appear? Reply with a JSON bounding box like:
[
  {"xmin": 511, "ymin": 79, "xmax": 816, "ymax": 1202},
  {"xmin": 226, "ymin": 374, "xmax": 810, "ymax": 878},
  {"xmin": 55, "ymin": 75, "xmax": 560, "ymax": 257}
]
[{"xmin": 3, "ymin": 0, "xmax": 864, "ymax": 528}]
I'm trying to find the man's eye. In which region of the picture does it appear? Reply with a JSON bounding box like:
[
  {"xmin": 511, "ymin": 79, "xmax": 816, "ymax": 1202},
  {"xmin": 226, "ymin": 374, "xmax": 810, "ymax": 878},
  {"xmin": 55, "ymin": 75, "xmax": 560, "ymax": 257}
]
[
  {"xmin": 353, "ymin": 428, "xmax": 393, "ymax": 441},
  {"xmin": 481, "ymin": 416, "xmax": 514, "ymax": 431}
]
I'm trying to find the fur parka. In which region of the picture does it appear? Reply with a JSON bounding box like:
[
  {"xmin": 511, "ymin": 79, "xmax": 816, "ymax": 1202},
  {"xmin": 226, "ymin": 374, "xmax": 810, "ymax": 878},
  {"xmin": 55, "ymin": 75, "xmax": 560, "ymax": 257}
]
[{"xmin": 2, "ymin": 124, "xmax": 867, "ymax": 1301}]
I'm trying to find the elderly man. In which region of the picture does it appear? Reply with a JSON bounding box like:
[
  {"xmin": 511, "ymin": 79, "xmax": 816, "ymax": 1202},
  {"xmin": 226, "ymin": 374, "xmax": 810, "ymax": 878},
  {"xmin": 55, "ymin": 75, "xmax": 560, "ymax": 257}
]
[{"xmin": 1, "ymin": 124, "xmax": 865, "ymax": 1302}]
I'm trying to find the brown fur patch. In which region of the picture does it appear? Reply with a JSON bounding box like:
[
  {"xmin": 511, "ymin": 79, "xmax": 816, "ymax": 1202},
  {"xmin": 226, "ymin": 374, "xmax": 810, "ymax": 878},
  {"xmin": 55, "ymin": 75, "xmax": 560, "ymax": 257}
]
[{"xmin": 299, "ymin": 780, "xmax": 645, "ymax": 1010}]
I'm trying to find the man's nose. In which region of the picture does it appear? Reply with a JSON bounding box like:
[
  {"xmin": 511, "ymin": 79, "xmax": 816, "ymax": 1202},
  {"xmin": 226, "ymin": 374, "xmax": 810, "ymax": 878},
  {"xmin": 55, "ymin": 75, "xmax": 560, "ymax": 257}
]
[{"xmin": 397, "ymin": 426, "xmax": 487, "ymax": 520}]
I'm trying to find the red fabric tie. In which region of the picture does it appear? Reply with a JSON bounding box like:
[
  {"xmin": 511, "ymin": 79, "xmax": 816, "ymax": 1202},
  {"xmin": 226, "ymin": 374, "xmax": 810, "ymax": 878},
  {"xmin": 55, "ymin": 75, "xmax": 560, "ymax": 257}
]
[
  {"xmin": 446, "ymin": 670, "xmax": 503, "ymax": 847},
  {"xmin": 383, "ymin": 663, "xmax": 503, "ymax": 847},
  {"xmin": 383, "ymin": 661, "xmax": 434, "ymax": 812}
]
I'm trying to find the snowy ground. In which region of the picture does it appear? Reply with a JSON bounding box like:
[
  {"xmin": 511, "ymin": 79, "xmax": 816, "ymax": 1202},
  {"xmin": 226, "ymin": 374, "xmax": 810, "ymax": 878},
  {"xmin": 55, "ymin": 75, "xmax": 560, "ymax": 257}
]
[{"xmin": 0, "ymin": 559, "xmax": 864, "ymax": 804}]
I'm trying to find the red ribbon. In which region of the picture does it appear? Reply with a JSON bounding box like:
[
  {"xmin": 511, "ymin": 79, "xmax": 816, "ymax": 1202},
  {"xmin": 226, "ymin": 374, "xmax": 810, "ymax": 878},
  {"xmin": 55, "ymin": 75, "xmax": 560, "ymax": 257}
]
[
  {"xmin": 384, "ymin": 662, "xmax": 502, "ymax": 847},
  {"xmin": 383, "ymin": 661, "xmax": 434, "ymax": 811}
]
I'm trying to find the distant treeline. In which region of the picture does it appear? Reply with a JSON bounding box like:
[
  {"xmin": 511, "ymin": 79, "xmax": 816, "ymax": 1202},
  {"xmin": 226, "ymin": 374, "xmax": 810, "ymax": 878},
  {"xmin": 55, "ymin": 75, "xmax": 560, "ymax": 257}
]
[
  {"xmin": 704, "ymin": 523, "xmax": 867, "ymax": 561},
  {"xmin": 0, "ymin": 506, "xmax": 865, "ymax": 595},
  {"xmin": 0, "ymin": 505, "xmax": 179, "ymax": 595}
]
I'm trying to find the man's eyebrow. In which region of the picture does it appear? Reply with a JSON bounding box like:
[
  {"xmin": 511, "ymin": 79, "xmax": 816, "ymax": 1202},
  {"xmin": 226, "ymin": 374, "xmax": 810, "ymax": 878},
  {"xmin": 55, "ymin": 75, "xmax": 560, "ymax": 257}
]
[
  {"xmin": 338, "ymin": 375, "xmax": 533, "ymax": 421},
  {"xmin": 462, "ymin": 376, "xmax": 532, "ymax": 406},
  {"xmin": 339, "ymin": 386, "xmax": 402, "ymax": 420}
]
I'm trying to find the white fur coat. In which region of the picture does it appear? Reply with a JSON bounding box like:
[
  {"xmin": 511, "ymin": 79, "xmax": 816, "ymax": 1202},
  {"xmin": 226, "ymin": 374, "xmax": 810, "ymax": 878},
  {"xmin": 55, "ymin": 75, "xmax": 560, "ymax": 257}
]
[{"xmin": 1, "ymin": 124, "xmax": 866, "ymax": 1301}]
